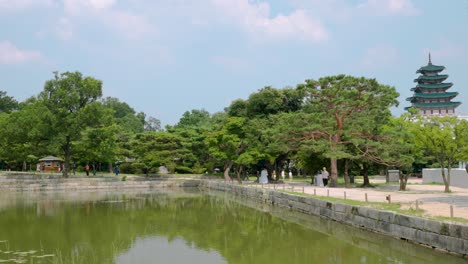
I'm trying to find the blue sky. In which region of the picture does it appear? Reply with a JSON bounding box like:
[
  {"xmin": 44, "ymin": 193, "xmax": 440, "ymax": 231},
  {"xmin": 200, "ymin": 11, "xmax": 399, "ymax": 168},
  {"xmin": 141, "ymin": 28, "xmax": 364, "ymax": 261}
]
[{"xmin": 1, "ymin": 0, "xmax": 467, "ymax": 126}]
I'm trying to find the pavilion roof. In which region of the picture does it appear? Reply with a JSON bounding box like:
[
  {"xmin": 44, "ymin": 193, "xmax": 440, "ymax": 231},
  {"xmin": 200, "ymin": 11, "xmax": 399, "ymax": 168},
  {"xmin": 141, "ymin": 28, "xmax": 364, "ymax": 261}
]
[
  {"xmin": 411, "ymin": 82, "xmax": 453, "ymax": 91},
  {"xmin": 414, "ymin": 74, "xmax": 448, "ymax": 83},
  {"xmin": 416, "ymin": 64, "xmax": 445, "ymax": 74},
  {"xmin": 39, "ymin": 156, "xmax": 63, "ymax": 161},
  {"xmin": 406, "ymin": 92, "xmax": 458, "ymax": 101}
]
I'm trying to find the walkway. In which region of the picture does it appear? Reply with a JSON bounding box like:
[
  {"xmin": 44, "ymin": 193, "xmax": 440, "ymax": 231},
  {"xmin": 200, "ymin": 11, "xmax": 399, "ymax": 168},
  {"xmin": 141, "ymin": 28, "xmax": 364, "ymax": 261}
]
[{"xmin": 247, "ymin": 177, "xmax": 468, "ymax": 220}]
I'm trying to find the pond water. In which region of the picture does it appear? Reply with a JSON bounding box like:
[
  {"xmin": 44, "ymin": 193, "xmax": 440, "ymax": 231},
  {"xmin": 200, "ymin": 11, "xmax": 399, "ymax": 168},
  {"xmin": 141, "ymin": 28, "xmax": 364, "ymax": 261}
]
[{"xmin": 0, "ymin": 189, "xmax": 465, "ymax": 264}]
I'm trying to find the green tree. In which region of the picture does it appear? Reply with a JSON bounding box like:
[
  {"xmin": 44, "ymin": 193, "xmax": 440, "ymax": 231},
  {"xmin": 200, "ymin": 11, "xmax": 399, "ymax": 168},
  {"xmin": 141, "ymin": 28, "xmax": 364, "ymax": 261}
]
[
  {"xmin": 0, "ymin": 98, "xmax": 52, "ymax": 169},
  {"xmin": 412, "ymin": 116, "xmax": 467, "ymax": 193},
  {"xmin": 102, "ymin": 97, "xmax": 144, "ymax": 134},
  {"xmin": 168, "ymin": 109, "xmax": 212, "ymax": 173},
  {"xmin": 352, "ymin": 114, "xmax": 415, "ymax": 190},
  {"xmin": 132, "ymin": 131, "xmax": 194, "ymax": 174},
  {"xmin": 0, "ymin": 90, "xmax": 18, "ymax": 113},
  {"xmin": 206, "ymin": 116, "xmax": 247, "ymax": 181},
  {"xmin": 297, "ymin": 75, "xmax": 399, "ymax": 187},
  {"xmin": 38, "ymin": 71, "xmax": 104, "ymax": 177}
]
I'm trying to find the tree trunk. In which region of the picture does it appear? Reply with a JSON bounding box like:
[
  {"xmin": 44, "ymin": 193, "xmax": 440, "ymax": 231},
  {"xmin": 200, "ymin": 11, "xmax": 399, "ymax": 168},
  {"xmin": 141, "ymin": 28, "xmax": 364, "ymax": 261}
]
[
  {"xmin": 329, "ymin": 158, "xmax": 338, "ymax": 187},
  {"xmin": 109, "ymin": 162, "xmax": 113, "ymax": 173},
  {"xmin": 441, "ymin": 166, "xmax": 450, "ymax": 193},
  {"xmin": 22, "ymin": 161, "xmax": 27, "ymax": 172},
  {"xmin": 399, "ymin": 170, "xmax": 408, "ymax": 191},
  {"xmin": 329, "ymin": 133, "xmax": 340, "ymax": 187},
  {"xmin": 236, "ymin": 165, "xmax": 243, "ymax": 184},
  {"xmin": 224, "ymin": 161, "xmax": 233, "ymax": 181},
  {"xmin": 362, "ymin": 163, "xmax": 371, "ymax": 187},
  {"xmin": 344, "ymin": 159, "xmax": 350, "ymax": 188},
  {"xmin": 62, "ymin": 136, "xmax": 71, "ymax": 178}
]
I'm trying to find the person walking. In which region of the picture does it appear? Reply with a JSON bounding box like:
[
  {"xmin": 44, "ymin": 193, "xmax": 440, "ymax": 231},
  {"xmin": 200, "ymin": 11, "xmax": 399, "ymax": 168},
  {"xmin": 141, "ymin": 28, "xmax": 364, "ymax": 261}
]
[
  {"xmin": 72, "ymin": 162, "xmax": 77, "ymax": 175},
  {"xmin": 322, "ymin": 167, "xmax": 329, "ymax": 186},
  {"xmin": 85, "ymin": 163, "xmax": 90, "ymax": 176},
  {"xmin": 114, "ymin": 165, "xmax": 120, "ymax": 176}
]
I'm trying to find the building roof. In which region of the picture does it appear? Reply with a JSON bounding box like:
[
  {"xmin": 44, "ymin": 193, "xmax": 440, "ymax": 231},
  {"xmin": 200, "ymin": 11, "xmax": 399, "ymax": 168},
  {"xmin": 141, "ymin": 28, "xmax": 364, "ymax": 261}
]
[
  {"xmin": 411, "ymin": 82, "xmax": 453, "ymax": 91},
  {"xmin": 414, "ymin": 74, "xmax": 448, "ymax": 83},
  {"xmin": 416, "ymin": 64, "xmax": 445, "ymax": 74},
  {"xmin": 406, "ymin": 92, "xmax": 458, "ymax": 101},
  {"xmin": 39, "ymin": 156, "xmax": 63, "ymax": 161},
  {"xmin": 417, "ymin": 83, "xmax": 453, "ymax": 89},
  {"xmin": 411, "ymin": 102, "xmax": 461, "ymax": 108}
]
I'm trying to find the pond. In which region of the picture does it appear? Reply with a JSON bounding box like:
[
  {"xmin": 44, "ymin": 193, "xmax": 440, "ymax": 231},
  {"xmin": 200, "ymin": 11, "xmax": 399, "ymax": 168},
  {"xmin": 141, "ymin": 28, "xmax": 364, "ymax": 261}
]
[{"xmin": 0, "ymin": 189, "xmax": 465, "ymax": 264}]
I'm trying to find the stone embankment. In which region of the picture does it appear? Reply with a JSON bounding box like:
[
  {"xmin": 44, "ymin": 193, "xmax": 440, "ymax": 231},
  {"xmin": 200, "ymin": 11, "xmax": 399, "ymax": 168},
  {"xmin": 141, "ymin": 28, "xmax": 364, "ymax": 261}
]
[
  {"xmin": 1, "ymin": 176, "xmax": 467, "ymax": 256},
  {"xmin": 0, "ymin": 176, "xmax": 201, "ymax": 191},
  {"xmin": 203, "ymin": 181, "xmax": 468, "ymax": 257}
]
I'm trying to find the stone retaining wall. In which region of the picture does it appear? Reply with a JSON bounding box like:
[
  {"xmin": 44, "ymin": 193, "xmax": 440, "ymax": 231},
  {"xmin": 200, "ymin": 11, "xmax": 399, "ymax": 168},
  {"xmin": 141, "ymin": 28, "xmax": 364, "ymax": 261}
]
[
  {"xmin": 202, "ymin": 181, "xmax": 468, "ymax": 256},
  {"xmin": 0, "ymin": 177, "xmax": 201, "ymax": 191}
]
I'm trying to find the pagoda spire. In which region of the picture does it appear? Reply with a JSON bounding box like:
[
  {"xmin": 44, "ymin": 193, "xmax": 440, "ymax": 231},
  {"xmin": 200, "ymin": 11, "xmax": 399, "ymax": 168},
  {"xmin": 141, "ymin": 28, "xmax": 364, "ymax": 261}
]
[{"xmin": 428, "ymin": 52, "xmax": 432, "ymax": 65}]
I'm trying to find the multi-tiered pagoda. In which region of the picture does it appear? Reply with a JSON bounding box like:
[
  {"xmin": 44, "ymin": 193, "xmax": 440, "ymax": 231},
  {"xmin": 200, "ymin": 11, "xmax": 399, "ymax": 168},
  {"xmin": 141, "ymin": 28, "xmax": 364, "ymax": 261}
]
[{"xmin": 406, "ymin": 54, "xmax": 461, "ymax": 116}]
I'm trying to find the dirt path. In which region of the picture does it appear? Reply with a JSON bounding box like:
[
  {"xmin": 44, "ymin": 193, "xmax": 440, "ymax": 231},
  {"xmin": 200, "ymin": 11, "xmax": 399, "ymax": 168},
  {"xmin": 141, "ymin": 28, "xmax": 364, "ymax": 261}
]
[{"xmin": 259, "ymin": 177, "xmax": 468, "ymax": 220}]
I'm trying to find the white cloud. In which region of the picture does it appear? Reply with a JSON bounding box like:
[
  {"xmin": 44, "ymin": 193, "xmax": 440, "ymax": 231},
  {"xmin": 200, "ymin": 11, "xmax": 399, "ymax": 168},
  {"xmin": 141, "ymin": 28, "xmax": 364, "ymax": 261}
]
[
  {"xmin": 101, "ymin": 10, "xmax": 152, "ymax": 39},
  {"xmin": 63, "ymin": 0, "xmax": 116, "ymax": 15},
  {"xmin": 211, "ymin": 0, "xmax": 328, "ymax": 42},
  {"xmin": 0, "ymin": 0, "xmax": 53, "ymax": 10},
  {"xmin": 357, "ymin": 0, "xmax": 421, "ymax": 16},
  {"xmin": 59, "ymin": 0, "xmax": 152, "ymax": 39},
  {"xmin": 0, "ymin": 41, "xmax": 42, "ymax": 64},
  {"xmin": 361, "ymin": 44, "xmax": 399, "ymax": 68}
]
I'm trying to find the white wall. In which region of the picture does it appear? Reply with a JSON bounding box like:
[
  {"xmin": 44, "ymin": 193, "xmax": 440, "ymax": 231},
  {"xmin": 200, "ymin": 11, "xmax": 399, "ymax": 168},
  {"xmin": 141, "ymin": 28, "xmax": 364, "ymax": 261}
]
[{"xmin": 423, "ymin": 168, "xmax": 468, "ymax": 188}]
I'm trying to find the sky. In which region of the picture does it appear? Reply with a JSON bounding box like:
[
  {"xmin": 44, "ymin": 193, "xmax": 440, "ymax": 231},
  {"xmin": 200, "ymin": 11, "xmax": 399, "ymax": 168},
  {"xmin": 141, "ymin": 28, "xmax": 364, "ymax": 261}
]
[{"xmin": 1, "ymin": 0, "xmax": 468, "ymax": 126}]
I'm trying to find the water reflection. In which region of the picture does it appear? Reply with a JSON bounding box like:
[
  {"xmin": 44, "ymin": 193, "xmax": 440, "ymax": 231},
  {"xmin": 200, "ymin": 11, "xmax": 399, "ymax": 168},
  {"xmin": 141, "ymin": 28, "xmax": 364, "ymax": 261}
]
[
  {"xmin": 116, "ymin": 237, "xmax": 226, "ymax": 264},
  {"xmin": 0, "ymin": 189, "xmax": 465, "ymax": 264}
]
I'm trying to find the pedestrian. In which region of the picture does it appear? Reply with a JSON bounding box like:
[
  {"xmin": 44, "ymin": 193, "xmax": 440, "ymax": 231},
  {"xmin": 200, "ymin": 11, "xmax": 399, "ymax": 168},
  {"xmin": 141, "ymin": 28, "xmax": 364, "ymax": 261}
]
[
  {"xmin": 322, "ymin": 167, "xmax": 329, "ymax": 186},
  {"xmin": 72, "ymin": 162, "xmax": 77, "ymax": 175},
  {"xmin": 85, "ymin": 163, "xmax": 90, "ymax": 176},
  {"xmin": 114, "ymin": 165, "xmax": 120, "ymax": 176}
]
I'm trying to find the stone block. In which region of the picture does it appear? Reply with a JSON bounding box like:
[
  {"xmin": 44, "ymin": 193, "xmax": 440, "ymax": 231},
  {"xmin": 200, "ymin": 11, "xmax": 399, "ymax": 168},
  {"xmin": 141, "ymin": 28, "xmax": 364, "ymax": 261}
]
[
  {"xmin": 333, "ymin": 203, "xmax": 348, "ymax": 213},
  {"xmin": 393, "ymin": 214, "xmax": 412, "ymax": 227},
  {"xmin": 356, "ymin": 206, "xmax": 369, "ymax": 217},
  {"xmin": 319, "ymin": 207, "xmax": 333, "ymax": 218},
  {"xmin": 390, "ymin": 224, "xmax": 417, "ymax": 241},
  {"xmin": 366, "ymin": 208, "xmax": 380, "ymax": 220},
  {"xmin": 449, "ymin": 223, "xmax": 468, "ymax": 240},
  {"xmin": 386, "ymin": 170, "xmax": 399, "ymax": 183},
  {"xmin": 421, "ymin": 219, "xmax": 441, "ymax": 233},
  {"xmin": 375, "ymin": 221, "xmax": 392, "ymax": 233}
]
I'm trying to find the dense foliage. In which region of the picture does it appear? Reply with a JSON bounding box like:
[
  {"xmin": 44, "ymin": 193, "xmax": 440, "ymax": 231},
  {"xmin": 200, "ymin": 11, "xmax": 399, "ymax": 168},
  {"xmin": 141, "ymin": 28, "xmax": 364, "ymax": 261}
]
[{"xmin": 1, "ymin": 72, "xmax": 467, "ymax": 191}]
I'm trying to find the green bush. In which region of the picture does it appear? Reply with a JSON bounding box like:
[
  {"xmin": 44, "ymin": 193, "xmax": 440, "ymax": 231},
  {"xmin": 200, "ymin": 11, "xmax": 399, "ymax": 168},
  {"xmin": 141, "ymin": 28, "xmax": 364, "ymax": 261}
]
[
  {"xmin": 175, "ymin": 166, "xmax": 193, "ymax": 174},
  {"xmin": 119, "ymin": 163, "xmax": 136, "ymax": 174}
]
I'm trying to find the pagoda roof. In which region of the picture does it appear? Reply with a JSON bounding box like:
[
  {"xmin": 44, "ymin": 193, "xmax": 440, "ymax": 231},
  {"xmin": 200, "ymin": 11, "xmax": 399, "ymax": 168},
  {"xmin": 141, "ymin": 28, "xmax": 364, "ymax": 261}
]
[
  {"xmin": 411, "ymin": 102, "xmax": 461, "ymax": 108},
  {"xmin": 411, "ymin": 82, "xmax": 453, "ymax": 91},
  {"xmin": 406, "ymin": 92, "xmax": 458, "ymax": 101},
  {"xmin": 416, "ymin": 64, "xmax": 445, "ymax": 74},
  {"xmin": 414, "ymin": 74, "xmax": 448, "ymax": 83}
]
